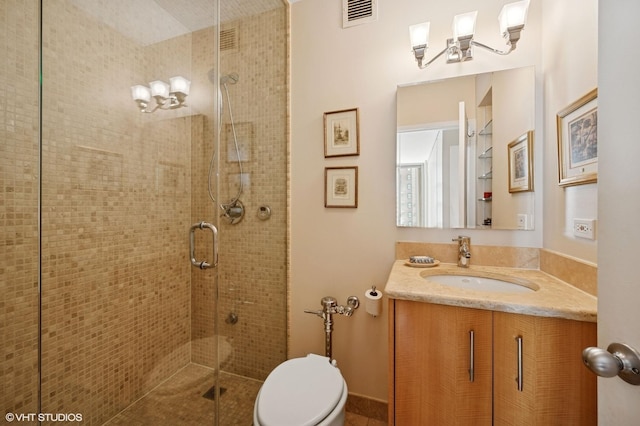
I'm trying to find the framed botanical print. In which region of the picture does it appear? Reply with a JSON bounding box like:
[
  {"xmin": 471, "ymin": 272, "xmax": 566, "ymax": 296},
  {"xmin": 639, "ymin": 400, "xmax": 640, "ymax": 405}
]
[
  {"xmin": 323, "ymin": 108, "xmax": 360, "ymax": 157},
  {"xmin": 324, "ymin": 166, "xmax": 358, "ymax": 208},
  {"xmin": 508, "ymin": 131, "xmax": 534, "ymax": 193},
  {"xmin": 557, "ymin": 89, "xmax": 598, "ymax": 187}
]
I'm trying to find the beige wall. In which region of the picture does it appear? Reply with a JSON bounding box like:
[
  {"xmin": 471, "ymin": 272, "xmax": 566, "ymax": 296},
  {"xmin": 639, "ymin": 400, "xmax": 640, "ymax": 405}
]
[
  {"xmin": 291, "ymin": 0, "xmax": 596, "ymax": 402},
  {"xmin": 541, "ymin": 0, "xmax": 598, "ymax": 263},
  {"xmin": 491, "ymin": 66, "xmax": 535, "ymax": 229},
  {"xmin": 397, "ymin": 76, "xmax": 476, "ymax": 127}
]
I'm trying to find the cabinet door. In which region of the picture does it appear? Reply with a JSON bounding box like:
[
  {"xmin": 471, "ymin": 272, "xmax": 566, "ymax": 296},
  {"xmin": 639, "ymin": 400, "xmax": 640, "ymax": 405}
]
[
  {"xmin": 493, "ymin": 312, "xmax": 597, "ymax": 425},
  {"xmin": 394, "ymin": 300, "xmax": 493, "ymax": 425}
]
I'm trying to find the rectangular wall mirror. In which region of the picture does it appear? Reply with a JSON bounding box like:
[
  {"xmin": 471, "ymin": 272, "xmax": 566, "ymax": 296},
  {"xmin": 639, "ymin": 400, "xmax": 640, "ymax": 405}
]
[{"xmin": 396, "ymin": 66, "xmax": 536, "ymax": 230}]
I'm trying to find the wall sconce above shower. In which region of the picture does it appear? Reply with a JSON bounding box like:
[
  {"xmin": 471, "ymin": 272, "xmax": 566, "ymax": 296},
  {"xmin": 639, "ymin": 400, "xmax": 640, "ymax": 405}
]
[{"xmin": 130, "ymin": 76, "xmax": 191, "ymax": 113}]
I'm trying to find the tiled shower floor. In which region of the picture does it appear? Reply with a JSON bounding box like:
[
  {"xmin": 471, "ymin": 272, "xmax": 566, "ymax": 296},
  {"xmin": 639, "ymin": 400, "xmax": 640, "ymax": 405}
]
[
  {"xmin": 104, "ymin": 363, "xmax": 387, "ymax": 426},
  {"xmin": 104, "ymin": 363, "xmax": 261, "ymax": 426}
]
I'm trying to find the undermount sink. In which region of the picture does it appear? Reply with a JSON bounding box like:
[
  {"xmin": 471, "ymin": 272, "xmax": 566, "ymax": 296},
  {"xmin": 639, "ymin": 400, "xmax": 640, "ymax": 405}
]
[{"xmin": 424, "ymin": 274, "xmax": 537, "ymax": 294}]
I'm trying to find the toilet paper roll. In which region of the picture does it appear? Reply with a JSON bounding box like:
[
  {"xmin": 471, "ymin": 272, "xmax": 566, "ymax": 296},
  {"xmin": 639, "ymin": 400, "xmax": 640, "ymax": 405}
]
[{"xmin": 365, "ymin": 288, "xmax": 383, "ymax": 317}]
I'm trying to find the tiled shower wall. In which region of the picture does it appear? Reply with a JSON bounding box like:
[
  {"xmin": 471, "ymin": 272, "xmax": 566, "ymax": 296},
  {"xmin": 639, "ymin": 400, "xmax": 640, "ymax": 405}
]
[
  {"xmin": 39, "ymin": 1, "xmax": 195, "ymax": 423},
  {"xmin": 191, "ymin": 7, "xmax": 288, "ymax": 380},
  {"xmin": 0, "ymin": 0, "xmax": 40, "ymax": 417},
  {"xmin": 1, "ymin": 0, "xmax": 288, "ymax": 424}
]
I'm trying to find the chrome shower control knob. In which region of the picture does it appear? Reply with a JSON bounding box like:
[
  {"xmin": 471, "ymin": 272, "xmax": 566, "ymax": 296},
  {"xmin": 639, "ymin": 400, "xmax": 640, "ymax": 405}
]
[{"xmin": 582, "ymin": 342, "xmax": 640, "ymax": 385}]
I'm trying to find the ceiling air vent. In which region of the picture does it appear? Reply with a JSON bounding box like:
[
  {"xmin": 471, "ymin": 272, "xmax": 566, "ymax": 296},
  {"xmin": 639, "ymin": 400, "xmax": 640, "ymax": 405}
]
[{"xmin": 343, "ymin": 0, "xmax": 377, "ymax": 29}]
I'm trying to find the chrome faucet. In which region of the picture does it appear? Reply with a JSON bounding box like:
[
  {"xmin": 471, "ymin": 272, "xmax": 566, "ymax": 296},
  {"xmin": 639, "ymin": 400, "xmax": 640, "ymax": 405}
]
[{"xmin": 452, "ymin": 236, "xmax": 471, "ymax": 267}]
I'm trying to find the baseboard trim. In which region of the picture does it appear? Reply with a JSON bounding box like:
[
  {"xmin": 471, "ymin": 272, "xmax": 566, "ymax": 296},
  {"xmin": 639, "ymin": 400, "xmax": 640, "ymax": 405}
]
[{"xmin": 346, "ymin": 393, "xmax": 388, "ymax": 422}]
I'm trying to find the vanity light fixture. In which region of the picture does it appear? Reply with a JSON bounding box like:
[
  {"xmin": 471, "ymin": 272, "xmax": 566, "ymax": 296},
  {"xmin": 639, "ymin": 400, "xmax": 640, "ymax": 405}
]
[
  {"xmin": 409, "ymin": 0, "xmax": 530, "ymax": 69},
  {"xmin": 131, "ymin": 76, "xmax": 191, "ymax": 113}
]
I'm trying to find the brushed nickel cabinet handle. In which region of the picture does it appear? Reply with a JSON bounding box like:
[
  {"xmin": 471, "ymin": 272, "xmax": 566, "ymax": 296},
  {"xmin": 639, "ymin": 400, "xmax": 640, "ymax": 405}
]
[
  {"xmin": 516, "ymin": 336, "xmax": 524, "ymax": 392},
  {"xmin": 469, "ymin": 330, "xmax": 475, "ymax": 382}
]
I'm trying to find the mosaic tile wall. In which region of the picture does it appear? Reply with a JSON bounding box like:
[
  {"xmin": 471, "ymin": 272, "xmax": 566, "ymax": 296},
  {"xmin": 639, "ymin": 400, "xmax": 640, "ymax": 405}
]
[
  {"xmin": 191, "ymin": 7, "xmax": 288, "ymax": 380},
  {"xmin": 0, "ymin": 0, "xmax": 40, "ymax": 418},
  {"xmin": 2, "ymin": 0, "xmax": 287, "ymax": 424},
  {"xmin": 188, "ymin": 24, "xmax": 219, "ymax": 366},
  {"xmin": 38, "ymin": 2, "xmax": 194, "ymax": 424}
]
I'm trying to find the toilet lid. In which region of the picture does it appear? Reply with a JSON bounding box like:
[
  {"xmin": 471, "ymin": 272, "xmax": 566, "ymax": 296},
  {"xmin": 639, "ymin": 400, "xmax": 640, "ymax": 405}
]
[{"xmin": 257, "ymin": 354, "xmax": 345, "ymax": 426}]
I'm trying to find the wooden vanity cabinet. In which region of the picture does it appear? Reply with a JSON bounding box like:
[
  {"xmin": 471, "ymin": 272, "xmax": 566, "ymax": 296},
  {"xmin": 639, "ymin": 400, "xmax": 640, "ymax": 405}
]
[
  {"xmin": 391, "ymin": 300, "xmax": 493, "ymax": 425},
  {"xmin": 389, "ymin": 300, "xmax": 597, "ymax": 426},
  {"xmin": 493, "ymin": 311, "xmax": 597, "ymax": 425}
]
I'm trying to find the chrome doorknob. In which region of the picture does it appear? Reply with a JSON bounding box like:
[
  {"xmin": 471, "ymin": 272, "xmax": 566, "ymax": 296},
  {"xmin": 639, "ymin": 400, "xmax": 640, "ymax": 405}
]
[
  {"xmin": 582, "ymin": 343, "xmax": 640, "ymax": 385},
  {"xmin": 581, "ymin": 347, "xmax": 621, "ymax": 378}
]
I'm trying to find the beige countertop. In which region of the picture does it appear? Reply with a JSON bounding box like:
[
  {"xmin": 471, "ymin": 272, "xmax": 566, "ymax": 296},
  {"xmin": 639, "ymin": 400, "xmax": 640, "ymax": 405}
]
[{"xmin": 384, "ymin": 260, "xmax": 597, "ymax": 322}]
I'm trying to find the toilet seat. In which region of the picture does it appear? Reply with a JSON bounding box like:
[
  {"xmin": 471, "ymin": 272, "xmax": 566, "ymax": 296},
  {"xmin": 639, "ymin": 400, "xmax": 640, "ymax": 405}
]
[{"xmin": 256, "ymin": 354, "xmax": 345, "ymax": 426}]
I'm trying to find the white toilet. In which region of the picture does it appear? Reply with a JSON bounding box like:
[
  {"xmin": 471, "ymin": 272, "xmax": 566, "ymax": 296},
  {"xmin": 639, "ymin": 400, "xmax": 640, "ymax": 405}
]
[{"xmin": 253, "ymin": 353, "xmax": 348, "ymax": 426}]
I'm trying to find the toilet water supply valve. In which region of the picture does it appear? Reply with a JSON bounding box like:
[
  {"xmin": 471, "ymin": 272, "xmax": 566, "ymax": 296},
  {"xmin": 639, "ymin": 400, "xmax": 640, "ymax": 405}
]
[{"xmin": 304, "ymin": 296, "xmax": 360, "ymax": 361}]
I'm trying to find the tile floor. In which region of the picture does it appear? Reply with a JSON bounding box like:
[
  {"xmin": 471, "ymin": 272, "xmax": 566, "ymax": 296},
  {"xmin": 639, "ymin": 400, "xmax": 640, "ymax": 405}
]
[{"xmin": 104, "ymin": 363, "xmax": 387, "ymax": 425}]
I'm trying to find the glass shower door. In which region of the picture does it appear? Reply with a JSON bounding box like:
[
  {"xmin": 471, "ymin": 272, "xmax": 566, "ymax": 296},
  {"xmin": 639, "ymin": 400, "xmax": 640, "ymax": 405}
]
[
  {"xmin": 38, "ymin": 1, "xmax": 220, "ymax": 424},
  {"xmin": 1, "ymin": 1, "xmax": 287, "ymax": 424}
]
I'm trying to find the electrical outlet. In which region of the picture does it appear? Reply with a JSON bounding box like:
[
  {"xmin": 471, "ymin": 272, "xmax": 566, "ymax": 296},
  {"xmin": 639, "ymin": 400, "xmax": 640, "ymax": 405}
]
[
  {"xmin": 517, "ymin": 214, "xmax": 527, "ymax": 230},
  {"xmin": 574, "ymin": 219, "xmax": 596, "ymax": 240}
]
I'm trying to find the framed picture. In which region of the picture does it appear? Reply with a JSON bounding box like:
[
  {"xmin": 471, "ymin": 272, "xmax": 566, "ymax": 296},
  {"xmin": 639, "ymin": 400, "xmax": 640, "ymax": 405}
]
[
  {"xmin": 323, "ymin": 108, "xmax": 360, "ymax": 157},
  {"xmin": 557, "ymin": 88, "xmax": 598, "ymax": 187},
  {"xmin": 324, "ymin": 166, "xmax": 358, "ymax": 208},
  {"xmin": 508, "ymin": 130, "xmax": 534, "ymax": 193}
]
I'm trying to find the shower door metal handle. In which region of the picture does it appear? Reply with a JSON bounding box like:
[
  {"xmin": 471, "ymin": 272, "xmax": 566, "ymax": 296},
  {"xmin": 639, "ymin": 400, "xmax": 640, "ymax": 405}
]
[{"xmin": 189, "ymin": 221, "xmax": 218, "ymax": 269}]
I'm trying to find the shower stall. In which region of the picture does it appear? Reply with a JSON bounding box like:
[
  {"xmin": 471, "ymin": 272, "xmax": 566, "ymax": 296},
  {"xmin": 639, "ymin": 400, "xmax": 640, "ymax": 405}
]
[{"xmin": 1, "ymin": 0, "xmax": 288, "ymax": 424}]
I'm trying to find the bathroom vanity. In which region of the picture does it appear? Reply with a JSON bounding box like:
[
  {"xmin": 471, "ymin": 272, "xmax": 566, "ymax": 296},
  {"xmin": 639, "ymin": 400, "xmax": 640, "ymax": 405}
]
[{"xmin": 385, "ymin": 261, "xmax": 597, "ymax": 426}]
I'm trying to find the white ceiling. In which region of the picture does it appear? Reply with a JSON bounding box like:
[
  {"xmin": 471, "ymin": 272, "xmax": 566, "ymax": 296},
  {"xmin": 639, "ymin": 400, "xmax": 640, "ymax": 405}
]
[{"xmin": 70, "ymin": 0, "xmax": 284, "ymax": 46}]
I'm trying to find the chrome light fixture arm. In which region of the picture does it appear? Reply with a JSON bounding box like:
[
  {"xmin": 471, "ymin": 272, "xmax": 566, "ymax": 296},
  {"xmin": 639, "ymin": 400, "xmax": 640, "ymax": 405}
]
[
  {"xmin": 470, "ymin": 39, "xmax": 515, "ymax": 56},
  {"xmin": 139, "ymin": 95, "xmax": 187, "ymax": 113},
  {"xmin": 414, "ymin": 44, "xmax": 450, "ymax": 69},
  {"xmin": 414, "ymin": 28, "xmax": 521, "ymax": 68},
  {"xmin": 470, "ymin": 24, "xmax": 524, "ymax": 56}
]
